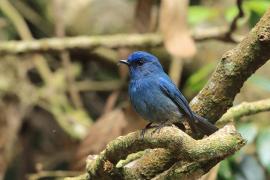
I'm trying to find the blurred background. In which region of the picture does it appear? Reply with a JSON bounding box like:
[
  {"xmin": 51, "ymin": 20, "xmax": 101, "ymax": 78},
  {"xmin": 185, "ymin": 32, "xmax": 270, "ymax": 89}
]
[{"xmin": 0, "ymin": 0, "xmax": 270, "ymax": 179}]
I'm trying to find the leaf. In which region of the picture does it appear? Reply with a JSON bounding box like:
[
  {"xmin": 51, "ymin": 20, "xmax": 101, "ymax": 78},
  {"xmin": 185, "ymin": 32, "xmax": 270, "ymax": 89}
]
[
  {"xmin": 134, "ymin": 0, "xmax": 153, "ymax": 33},
  {"xmin": 245, "ymin": 1, "xmax": 270, "ymax": 15},
  {"xmin": 256, "ymin": 128, "xmax": 270, "ymax": 173},
  {"xmin": 159, "ymin": 0, "xmax": 196, "ymax": 58},
  {"xmin": 188, "ymin": 6, "xmax": 218, "ymax": 25},
  {"xmin": 237, "ymin": 123, "xmax": 257, "ymax": 144},
  {"xmin": 183, "ymin": 63, "xmax": 215, "ymax": 97},
  {"xmin": 225, "ymin": 6, "xmax": 240, "ymax": 22}
]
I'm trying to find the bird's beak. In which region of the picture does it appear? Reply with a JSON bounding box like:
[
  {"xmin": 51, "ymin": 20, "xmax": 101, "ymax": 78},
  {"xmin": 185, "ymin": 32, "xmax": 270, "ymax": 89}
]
[{"xmin": 118, "ymin": 59, "xmax": 130, "ymax": 66}]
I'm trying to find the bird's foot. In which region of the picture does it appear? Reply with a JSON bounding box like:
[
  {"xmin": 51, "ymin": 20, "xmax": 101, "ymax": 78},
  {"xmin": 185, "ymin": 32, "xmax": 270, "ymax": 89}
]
[
  {"xmin": 151, "ymin": 123, "xmax": 167, "ymax": 136},
  {"xmin": 140, "ymin": 122, "xmax": 155, "ymax": 138}
]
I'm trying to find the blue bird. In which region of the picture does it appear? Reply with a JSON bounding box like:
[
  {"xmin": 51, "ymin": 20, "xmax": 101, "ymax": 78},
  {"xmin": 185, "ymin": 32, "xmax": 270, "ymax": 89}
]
[{"xmin": 119, "ymin": 51, "xmax": 218, "ymax": 136}]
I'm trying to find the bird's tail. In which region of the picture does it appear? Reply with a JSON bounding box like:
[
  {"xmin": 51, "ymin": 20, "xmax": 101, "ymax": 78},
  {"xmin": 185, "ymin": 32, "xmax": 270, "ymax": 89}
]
[{"xmin": 193, "ymin": 113, "xmax": 218, "ymax": 136}]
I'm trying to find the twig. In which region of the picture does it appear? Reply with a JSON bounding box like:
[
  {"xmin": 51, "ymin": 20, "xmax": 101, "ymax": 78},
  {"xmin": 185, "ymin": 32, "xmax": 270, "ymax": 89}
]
[
  {"xmin": 217, "ymin": 98, "xmax": 270, "ymax": 125},
  {"xmin": 0, "ymin": 0, "xmax": 32, "ymax": 39},
  {"xmin": 0, "ymin": 28, "xmax": 245, "ymax": 56},
  {"xmin": 12, "ymin": 0, "xmax": 53, "ymax": 35},
  {"xmin": 193, "ymin": 26, "xmax": 243, "ymax": 43},
  {"xmin": 0, "ymin": 33, "xmax": 163, "ymax": 55},
  {"xmin": 225, "ymin": 0, "xmax": 244, "ymax": 39},
  {"xmin": 195, "ymin": 0, "xmax": 244, "ymax": 43}
]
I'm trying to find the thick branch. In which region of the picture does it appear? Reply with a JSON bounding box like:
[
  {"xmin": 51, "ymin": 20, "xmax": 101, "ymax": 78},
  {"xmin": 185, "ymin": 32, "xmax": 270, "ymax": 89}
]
[
  {"xmin": 190, "ymin": 8, "xmax": 270, "ymax": 123},
  {"xmin": 84, "ymin": 125, "xmax": 244, "ymax": 179}
]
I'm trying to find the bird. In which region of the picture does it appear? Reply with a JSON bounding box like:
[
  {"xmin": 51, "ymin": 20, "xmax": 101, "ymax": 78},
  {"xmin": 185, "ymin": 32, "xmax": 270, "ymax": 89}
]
[{"xmin": 119, "ymin": 51, "xmax": 218, "ymax": 136}]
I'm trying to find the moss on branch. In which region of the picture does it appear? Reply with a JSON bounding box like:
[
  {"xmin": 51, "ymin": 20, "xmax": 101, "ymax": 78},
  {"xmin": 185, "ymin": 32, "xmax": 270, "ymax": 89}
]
[{"xmin": 78, "ymin": 125, "xmax": 244, "ymax": 179}]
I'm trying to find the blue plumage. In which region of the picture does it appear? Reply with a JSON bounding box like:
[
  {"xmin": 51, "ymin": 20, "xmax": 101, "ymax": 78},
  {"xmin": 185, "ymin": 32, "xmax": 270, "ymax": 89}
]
[{"xmin": 119, "ymin": 51, "xmax": 217, "ymax": 135}]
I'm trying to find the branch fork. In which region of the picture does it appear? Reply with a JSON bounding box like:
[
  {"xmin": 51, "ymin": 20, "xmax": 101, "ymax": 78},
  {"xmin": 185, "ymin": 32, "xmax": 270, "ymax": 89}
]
[{"xmin": 83, "ymin": 125, "xmax": 245, "ymax": 179}]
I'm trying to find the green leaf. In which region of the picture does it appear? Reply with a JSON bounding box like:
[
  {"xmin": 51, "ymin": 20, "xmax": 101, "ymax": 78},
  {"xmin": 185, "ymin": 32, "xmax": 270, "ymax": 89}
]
[
  {"xmin": 237, "ymin": 123, "xmax": 257, "ymax": 144},
  {"xmin": 183, "ymin": 63, "xmax": 215, "ymax": 97},
  {"xmin": 225, "ymin": 6, "xmax": 239, "ymax": 22},
  {"xmin": 245, "ymin": 1, "xmax": 270, "ymax": 15},
  {"xmin": 256, "ymin": 129, "xmax": 270, "ymax": 173},
  {"xmin": 188, "ymin": 6, "xmax": 218, "ymax": 25},
  {"xmin": 225, "ymin": 1, "xmax": 270, "ymax": 27}
]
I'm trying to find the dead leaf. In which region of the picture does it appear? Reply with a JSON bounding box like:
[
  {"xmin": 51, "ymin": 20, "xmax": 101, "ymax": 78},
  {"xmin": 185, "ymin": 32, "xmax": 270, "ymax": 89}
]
[
  {"xmin": 134, "ymin": 0, "xmax": 153, "ymax": 33},
  {"xmin": 159, "ymin": 0, "xmax": 196, "ymax": 58}
]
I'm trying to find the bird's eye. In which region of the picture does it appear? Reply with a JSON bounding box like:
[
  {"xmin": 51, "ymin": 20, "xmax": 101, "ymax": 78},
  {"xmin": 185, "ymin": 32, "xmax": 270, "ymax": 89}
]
[{"xmin": 137, "ymin": 59, "xmax": 144, "ymax": 66}]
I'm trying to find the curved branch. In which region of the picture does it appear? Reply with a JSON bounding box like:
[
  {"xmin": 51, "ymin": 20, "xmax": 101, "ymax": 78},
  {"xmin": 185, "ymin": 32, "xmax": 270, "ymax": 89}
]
[{"xmin": 85, "ymin": 125, "xmax": 244, "ymax": 179}]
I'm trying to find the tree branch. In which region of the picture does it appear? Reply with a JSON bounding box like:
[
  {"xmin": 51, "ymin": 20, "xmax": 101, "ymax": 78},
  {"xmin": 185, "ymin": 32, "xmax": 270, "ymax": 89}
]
[
  {"xmin": 190, "ymin": 7, "xmax": 270, "ymax": 124},
  {"xmin": 83, "ymin": 125, "xmax": 244, "ymax": 179},
  {"xmin": 0, "ymin": 28, "xmax": 245, "ymax": 56},
  {"xmin": 218, "ymin": 98, "xmax": 270, "ymax": 125},
  {"xmin": 0, "ymin": 34, "xmax": 163, "ymax": 55}
]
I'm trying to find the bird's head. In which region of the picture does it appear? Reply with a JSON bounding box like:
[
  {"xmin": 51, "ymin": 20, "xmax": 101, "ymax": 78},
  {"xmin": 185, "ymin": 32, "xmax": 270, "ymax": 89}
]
[{"xmin": 119, "ymin": 51, "xmax": 164, "ymax": 79}]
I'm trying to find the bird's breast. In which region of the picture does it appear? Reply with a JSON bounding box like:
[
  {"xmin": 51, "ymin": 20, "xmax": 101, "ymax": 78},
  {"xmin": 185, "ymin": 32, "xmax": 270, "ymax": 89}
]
[{"xmin": 129, "ymin": 78, "xmax": 183, "ymax": 123}]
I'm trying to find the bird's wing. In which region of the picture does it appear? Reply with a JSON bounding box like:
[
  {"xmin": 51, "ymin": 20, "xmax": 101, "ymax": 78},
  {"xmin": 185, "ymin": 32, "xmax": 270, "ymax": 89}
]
[{"xmin": 158, "ymin": 76, "xmax": 197, "ymax": 131}]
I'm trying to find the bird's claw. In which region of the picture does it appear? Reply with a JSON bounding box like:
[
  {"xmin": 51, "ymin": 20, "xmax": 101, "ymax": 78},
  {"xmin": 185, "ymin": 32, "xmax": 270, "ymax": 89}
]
[
  {"xmin": 151, "ymin": 123, "xmax": 167, "ymax": 136},
  {"xmin": 140, "ymin": 122, "xmax": 153, "ymax": 138},
  {"xmin": 140, "ymin": 122, "xmax": 168, "ymax": 138}
]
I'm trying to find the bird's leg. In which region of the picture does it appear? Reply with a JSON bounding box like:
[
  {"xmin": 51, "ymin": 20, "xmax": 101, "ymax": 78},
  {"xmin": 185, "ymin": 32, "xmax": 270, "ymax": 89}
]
[{"xmin": 140, "ymin": 122, "xmax": 155, "ymax": 138}]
